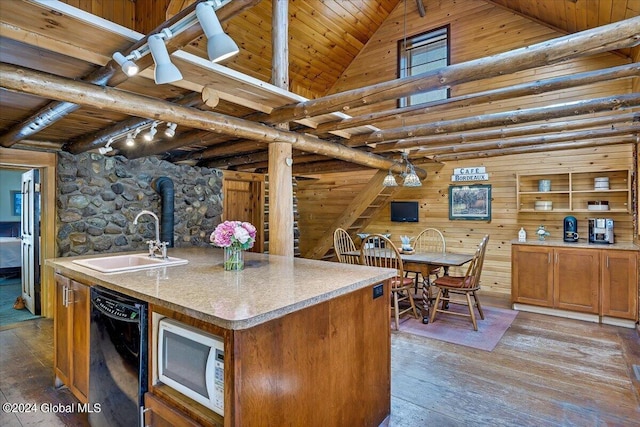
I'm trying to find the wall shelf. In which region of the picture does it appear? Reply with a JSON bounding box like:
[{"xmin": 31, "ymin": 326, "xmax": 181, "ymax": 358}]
[{"xmin": 517, "ymin": 170, "xmax": 631, "ymax": 213}]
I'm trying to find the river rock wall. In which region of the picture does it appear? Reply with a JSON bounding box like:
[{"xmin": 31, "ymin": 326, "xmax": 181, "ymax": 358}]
[{"xmin": 56, "ymin": 152, "xmax": 223, "ymax": 256}]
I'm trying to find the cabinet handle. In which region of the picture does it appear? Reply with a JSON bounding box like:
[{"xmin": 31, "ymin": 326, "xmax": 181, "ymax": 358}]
[
  {"xmin": 606, "ymin": 256, "xmax": 609, "ymax": 269},
  {"xmin": 62, "ymin": 285, "xmax": 68, "ymax": 307},
  {"xmin": 140, "ymin": 406, "xmax": 151, "ymax": 427},
  {"xmin": 548, "ymin": 253, "xmax": 551, "ymax": 264}
]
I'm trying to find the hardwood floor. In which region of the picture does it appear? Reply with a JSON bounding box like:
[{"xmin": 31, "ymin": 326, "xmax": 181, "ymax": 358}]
[{"xmin": 0, "ymin": 294, "xmax": 638, "ymax": 426}]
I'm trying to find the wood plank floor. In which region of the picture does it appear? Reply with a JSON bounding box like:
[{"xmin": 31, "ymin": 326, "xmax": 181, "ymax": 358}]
[{"xmin": 0, "ymin": 295, "xmax": 638, "ymax": 426}]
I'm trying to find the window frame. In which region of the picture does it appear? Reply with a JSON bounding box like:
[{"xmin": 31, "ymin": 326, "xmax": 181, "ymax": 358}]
[{"xmin": 397, "ymin": 24, "xmax": 451, "ymax": 108}]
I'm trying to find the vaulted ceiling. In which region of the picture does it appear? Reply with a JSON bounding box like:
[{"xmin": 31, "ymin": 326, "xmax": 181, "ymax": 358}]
[{"xmin": 0, "ymin": 0, "xmax": 638, "ymax": 175}]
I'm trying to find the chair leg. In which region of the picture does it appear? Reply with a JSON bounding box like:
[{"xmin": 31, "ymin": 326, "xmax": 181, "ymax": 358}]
[
  {"xmin": 465, "ymin": 292, "xmax": 478, "ymax": 331},
  {"xmin": 429, "ymin": 288, "xmax": 442, "ymax": 324},
  {"xmin": 472, "ymin": 290, "xmax": 485, "ymax": 319},
  {"xmin": 392, "ymin": 290, "xmax": 400, "ymax": 331},
  {"xmin": 407, "ymin": 290, "xmax": 419, "ymax": 319}
]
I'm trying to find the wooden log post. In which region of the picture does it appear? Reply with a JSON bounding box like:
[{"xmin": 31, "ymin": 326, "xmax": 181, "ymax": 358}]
[{"xmin": 269, "ymin": 0, "xmax": 294, "ymax": 257}]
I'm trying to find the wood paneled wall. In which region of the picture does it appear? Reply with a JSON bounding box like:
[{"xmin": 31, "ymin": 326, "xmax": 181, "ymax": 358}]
[
  {"xmin": 60, "ymin": 0, "xmax": 171, "ymax": 34},
  {"xmin": 298, "ymin": 0, "xmax": 637, "ymax": 297}
]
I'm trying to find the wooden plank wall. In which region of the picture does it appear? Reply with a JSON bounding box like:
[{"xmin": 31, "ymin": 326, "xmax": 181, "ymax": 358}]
[
  {"xmin": 297, "ymin": 0, "xmax": 637, "ymax": 296},
  {"xmin": 60, "ymin": 0, "xmax": 171, "ymax": 34}
]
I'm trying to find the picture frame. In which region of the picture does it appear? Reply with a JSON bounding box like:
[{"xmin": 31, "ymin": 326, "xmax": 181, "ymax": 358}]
[
  {"xmin": 11, "ymin": 191, "xmax": 22, "ymax": 216},
  {"xmin": 448, "ymin": 184, "xmax": 491, "ymax": 221}
]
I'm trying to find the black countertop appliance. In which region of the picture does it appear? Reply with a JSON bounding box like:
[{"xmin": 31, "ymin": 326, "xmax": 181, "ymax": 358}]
[{"xmin": 563, "ymin": 216, "xmax": 578, "ymax": 242}]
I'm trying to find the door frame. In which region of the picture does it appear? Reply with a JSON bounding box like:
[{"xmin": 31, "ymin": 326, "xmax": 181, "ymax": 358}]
[
  {"xmin": 0, "ymin": 147, "xmax": 56, "ymax": 318},
  {"xmin": 222, "ymin": 170, "xmax": 265, "ymax": 253}
]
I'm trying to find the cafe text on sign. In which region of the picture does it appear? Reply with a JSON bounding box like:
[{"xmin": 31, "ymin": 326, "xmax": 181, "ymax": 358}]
[{"xmin": 451, "ymin": 166, "xmax": 489, "ymax": 182}]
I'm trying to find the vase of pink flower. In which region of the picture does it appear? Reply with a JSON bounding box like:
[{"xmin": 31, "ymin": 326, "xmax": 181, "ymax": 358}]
[{"xmin": 210, "ymin": 220, "xmax": 257, "ymax": 271}]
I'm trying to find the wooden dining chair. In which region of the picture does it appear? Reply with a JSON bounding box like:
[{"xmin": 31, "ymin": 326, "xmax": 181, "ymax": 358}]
[
  {"xmin": 408, "ymin": 228, "xmax": 446, "ymax": 292},
  {"xmin": 333, "ymin": 228, "xmax": 359, "ymax": 264},
  {"xmin": 429, "ymin": 235, "xmax": 489, "ymax": 331},
  {"xmin": 361, "ymin": 234, "xmax": 419, "ymax": 330}
]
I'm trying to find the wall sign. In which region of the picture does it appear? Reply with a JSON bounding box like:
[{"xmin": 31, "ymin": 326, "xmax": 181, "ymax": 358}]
[{"xmin": 451, "ymin": 166, "xmax": 489, "ymax": 182}]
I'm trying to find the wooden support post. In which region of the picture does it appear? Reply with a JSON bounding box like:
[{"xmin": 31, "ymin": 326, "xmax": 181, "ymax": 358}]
[{"xmin": 269, "ymin": 0, "xmax": 294, "ymax": 257}]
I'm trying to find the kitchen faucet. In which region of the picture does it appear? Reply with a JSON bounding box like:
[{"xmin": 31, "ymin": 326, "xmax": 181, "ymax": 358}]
[{"xmin": 133, "ymin": 210, "xmax": 168, "ymax": 259}]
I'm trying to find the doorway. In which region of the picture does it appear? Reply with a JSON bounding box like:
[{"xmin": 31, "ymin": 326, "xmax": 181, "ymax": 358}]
[
  {"xmin": 0, "ymin": 167, "xmax": 40, "ymax": 325},
  {"xmin": 0, "ymin": 147, "xmax": 56, "ymax": 321}
]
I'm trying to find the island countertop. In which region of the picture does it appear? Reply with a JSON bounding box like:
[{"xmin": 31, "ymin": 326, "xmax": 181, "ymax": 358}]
[{"xmin": 46, "ymin": 247, "xmax": 396, "ymax": 330}]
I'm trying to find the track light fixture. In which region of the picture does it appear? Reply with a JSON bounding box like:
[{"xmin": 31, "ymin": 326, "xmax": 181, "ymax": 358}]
[
  {"xmin": 112, "ymin": 50, "xmax": 141, "ymax": 77},
  {"xmin": 148, "ymin": 29, "xmax": 183, "ymax": 84},
  {"xmin": 196, "ymin": 1, "xmax": 239, "ymax": 63},
  {"xmin": 144, "ymin": 122, "xmax": 158, "ymax": 141},
  {"xmin": 125, "ymin": 133, "xmax": 135, "ymax": 146},
  {"xmin": 98, "ymin": 138, "xmax": 114, "ymax": 154},
  {"xmin": 164, "ymin": 122, "xmax": 177, "ymax": 138}
]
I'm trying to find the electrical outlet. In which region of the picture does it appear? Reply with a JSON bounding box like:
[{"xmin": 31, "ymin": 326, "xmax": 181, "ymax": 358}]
[{"xmin": 372, "ymin": 283, "xmax": 384, "ymax": 299}]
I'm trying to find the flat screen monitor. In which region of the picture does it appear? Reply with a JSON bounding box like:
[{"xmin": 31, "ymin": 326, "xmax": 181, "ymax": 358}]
[{"xmin": 390, "ymin": 201, "xmax": 419, "ymax": 222}]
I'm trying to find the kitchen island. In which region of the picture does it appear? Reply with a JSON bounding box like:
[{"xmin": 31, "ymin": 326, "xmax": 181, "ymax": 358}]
[{"xmin": 47, "ymin": 247, "xmax": 396, "ymax": 427}]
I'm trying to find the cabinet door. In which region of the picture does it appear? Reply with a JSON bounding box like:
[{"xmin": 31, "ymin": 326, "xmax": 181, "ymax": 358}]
[
  {"xmin": 553, "ymin": 248, "xmax": 599, "ymax": 313},
  {"xmin": 54, "ymin": 274, "xmax": 70, "ymax": 387},
  {"xmin": 144, "ymin": 393, "xmax": 201, "ymax": 427},
  {"xmin": 601, "ymin": 250, "xmax": 638, "ymax": 320},
  {"xmin": 512, "ymin": 245, "xmax": 553, "ymax": 307},
  {"xmin": 70, "ymin": 280, "xmax": 90, "ymax": 402}
]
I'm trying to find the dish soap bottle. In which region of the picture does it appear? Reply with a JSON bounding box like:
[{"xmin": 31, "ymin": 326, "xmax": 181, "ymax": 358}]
[{"xmin": 518, "ymin": 227, "xmax": 526, "ymax": 242}]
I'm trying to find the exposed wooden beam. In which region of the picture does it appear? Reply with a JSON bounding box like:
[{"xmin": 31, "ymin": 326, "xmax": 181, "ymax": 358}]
[
  {"xmin": 432, "ymin": 136, "xmax": 637, "ymax": 162},
  {"xmin": 348, "ymin": 94, "xmax": 640, "ymax": 146},
  {"xmin": 413, "ymin": 125, "xmax": 639, "ymax": 157},
  {"xmin": 0, "ymin": 0, "xmax": 259, "ymax": 148},
  {"xmin": 0, "ymin": 64, "xmax": 427, "ymax": 178},
  {"xmin": 314, "ymin": 63, "xmax": 640, "ymax": 134},
  {"xmin": 255, "ymin": 16, "xmax": 640, "ymax": 124},
  {"xmin": 375, "ymin": 113, "xmax": 639, "ymax": 152},
  {"xmin": 65, "ymin": 92, "xmax": 203, "ymax": 154}
]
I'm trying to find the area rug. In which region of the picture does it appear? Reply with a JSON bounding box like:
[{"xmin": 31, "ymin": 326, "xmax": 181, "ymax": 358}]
[
  {"xmin": 0, "ymin": 279, "xmax": 40, "ymax": 326},
  {"xmin": 399, "ymin": 304, "xmax": 518, "ymax": 351}
]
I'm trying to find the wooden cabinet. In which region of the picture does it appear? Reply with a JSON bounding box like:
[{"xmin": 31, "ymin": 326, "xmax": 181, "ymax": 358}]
[
  {"xmin": 516, "ymin": 169, "xmax": 631, "ymax": 213},
  {"xmin": 54, "ymin": 273, "xmax": 90, "ymax": 403},
  {"xmin": 553, "ymin": 248, "xmax": 599, "ymax": 314},
  {"xmin": 512, "ymin": 244, "xmax": 638, "ymax": 322},
  {"xmin": 143, "ymin": 392, "xmax": 201, "ymax": 427},
  {"xmin": 601, "ymin": 250, "xmax": 638, "ymax": 320},
  {"xmin": 512, "ymin": 246, "xmax": 598, "ymax": 313}
]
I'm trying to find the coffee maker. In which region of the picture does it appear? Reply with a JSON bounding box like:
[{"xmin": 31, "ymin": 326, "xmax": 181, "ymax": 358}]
[
  {"xmin": 588, "ymin": 218, "xmax": 614, "ymax": 244},
  {"xmin": 563, "ymin": 216, "xmax": 578, "ymax": 242}
]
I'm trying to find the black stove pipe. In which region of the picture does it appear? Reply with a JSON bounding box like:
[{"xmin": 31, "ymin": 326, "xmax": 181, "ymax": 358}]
[{"xmin": 152, "ymin": 176, "xmax": 174, "ymax": 247}]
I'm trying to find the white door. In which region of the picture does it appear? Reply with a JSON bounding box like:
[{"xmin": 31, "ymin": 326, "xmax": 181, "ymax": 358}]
[{"xmin": 21, "ymin": 169, "xmax": 40, "ymax": 315}]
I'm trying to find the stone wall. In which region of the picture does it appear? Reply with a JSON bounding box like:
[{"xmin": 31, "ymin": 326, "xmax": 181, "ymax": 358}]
[{"xmin": 57, "ymin": 152, "xmax": 223, "ymax": 257}]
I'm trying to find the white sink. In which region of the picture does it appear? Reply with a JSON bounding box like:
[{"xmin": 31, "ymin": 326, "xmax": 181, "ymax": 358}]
[{"xmin": 73, "ymin": 253, "xmax": 188, "ymax": 273}]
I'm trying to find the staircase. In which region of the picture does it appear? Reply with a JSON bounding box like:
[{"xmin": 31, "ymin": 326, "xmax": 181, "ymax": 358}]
[{"xmin": 304, "ymin": 170, "xmax": 403, "ymax": 260}]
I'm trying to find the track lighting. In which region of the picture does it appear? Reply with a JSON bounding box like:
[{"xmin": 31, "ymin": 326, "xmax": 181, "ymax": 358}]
[
  {"xmin": 148, "ymin": 29, "xmax": 182, "ymax": 84},
  {"xmin": 164, "ymin": 122, "xmax": 177, "ymax": 138},
  {"xmin": 125, "ymin": 133, "xmax": 135, "ymax": 146},
  {"xmin": 98, "ymin": 138, "xmax": 114, "ymax": 154},
  {"xmin": 143, "ymin": 122, "xmax": 158, "ymax": 141},
  {"xmin": 196, "ymin": 1, "xmax": 239, "ymax": 62},
  {"xmin": 112, "ymin": 50, "xmax": 141, "ymax": 77}
]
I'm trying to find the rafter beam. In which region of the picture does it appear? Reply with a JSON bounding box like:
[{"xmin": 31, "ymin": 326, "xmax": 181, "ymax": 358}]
[
  {"xmin": 375, "ymin": 112, "xmax": 639, "ymax": 152},
  {"xmin": 0, "ymin": 0, "xmax": 259, "ymax": 148},
  {"xmin": 348, "ymin": 94, "xmax": 640, "ymax": 146},
  {"xmin": 0, "ymin": 64, "xmax": 427, "ymax": 178},
  {"xmin": 255, "ymin": 16, "xmax": 640, "ymax": 125},
  {"xmin": 313, "ymin": 63, "xmax": 640, "ymax": 134}
]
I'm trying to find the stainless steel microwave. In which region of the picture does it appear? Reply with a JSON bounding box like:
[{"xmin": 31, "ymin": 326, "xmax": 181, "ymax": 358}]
[{"xmin": 154, "ymin": 317, "xmax": 224, "ymax": 416}]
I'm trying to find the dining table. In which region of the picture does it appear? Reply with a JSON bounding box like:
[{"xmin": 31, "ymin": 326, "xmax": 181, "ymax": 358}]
[{"xmin": 345, "ymin": 249, "xmax": 474, "ymax": 323}]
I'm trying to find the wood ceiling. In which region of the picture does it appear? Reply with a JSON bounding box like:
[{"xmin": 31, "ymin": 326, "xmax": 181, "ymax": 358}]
[{"xmin": 0, "ymin": 0, "xmax": 638, "ymax": 175}]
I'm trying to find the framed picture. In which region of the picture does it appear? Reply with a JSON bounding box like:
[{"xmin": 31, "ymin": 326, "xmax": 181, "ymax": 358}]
[
  {"xmin": 449, "ymin": 184, "xmax": 491, "ymax": 221},
  {"xmin": 11, "ymin": 191, "xmax": 22, "ymax": 216}
]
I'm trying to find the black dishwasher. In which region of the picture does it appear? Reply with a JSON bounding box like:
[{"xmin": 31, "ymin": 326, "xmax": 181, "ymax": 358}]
[{"xmin": 89, "ymin": 287, "xmax": 148, "ymax": 427}]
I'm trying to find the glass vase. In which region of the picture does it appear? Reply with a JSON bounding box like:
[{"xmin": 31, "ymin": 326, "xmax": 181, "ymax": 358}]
[{"xmin": 223, "ymin": 246, "xmax": 244, "ymax": 271}]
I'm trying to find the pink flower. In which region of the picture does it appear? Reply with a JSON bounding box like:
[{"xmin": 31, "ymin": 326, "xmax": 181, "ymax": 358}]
[{"xmin": 211, "ymin": 220, "xmax": 256, "ymax": 250}]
